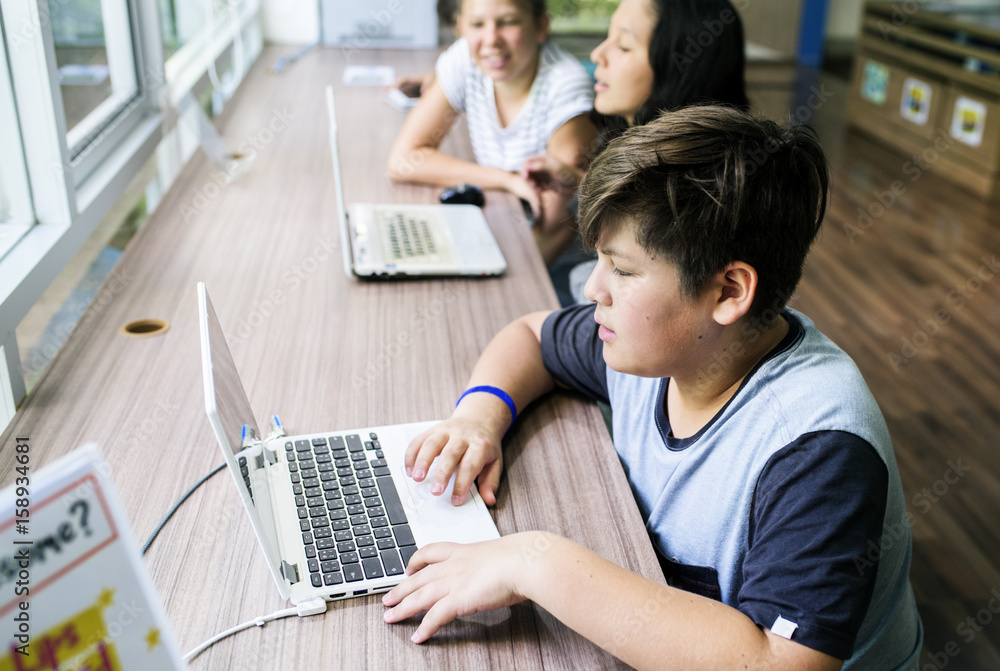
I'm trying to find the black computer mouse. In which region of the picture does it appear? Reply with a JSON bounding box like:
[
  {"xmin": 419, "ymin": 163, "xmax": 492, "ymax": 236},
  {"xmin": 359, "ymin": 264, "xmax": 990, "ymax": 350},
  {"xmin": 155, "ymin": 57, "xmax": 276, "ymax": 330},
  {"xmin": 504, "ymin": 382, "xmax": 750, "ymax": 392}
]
[{"xmin": 439, "ymin": 183, "xmax": 485, "ymax": 207}]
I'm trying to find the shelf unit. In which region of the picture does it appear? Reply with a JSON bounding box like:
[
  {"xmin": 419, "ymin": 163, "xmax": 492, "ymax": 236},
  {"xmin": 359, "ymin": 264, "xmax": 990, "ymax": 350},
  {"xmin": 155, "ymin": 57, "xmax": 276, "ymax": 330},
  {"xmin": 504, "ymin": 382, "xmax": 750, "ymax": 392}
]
[{"xmin": 847, "ymin": 1, "xmax": 1000, "ymax": 197}]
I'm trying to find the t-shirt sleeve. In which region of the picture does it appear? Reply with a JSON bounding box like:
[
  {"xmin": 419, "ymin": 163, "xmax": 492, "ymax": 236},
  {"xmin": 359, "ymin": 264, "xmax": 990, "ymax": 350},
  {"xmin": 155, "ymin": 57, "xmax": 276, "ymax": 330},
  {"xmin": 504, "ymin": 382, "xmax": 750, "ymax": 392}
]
[
  {"xmin": 435, "ymin": 37, "xmax": 471, "ymax": 112},
  {"xmin": 540, "ymin": 304, "xmax": 608, "ymax": 403},
  {"xmin": 540, "ymin": 50, "xmax": 596, "ymax": 142},
  {"xmin": 738, "ymin": 430, "xmax": 890, "ymax": 660}
]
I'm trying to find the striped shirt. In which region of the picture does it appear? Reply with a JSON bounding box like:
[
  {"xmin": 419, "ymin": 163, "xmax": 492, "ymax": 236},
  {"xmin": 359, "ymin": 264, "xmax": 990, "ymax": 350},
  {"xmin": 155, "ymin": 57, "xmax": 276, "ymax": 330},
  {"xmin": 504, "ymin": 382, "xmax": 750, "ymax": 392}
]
[{"xmin": 435, "ymin": 38, "xmax": 594, "ymax": 172}]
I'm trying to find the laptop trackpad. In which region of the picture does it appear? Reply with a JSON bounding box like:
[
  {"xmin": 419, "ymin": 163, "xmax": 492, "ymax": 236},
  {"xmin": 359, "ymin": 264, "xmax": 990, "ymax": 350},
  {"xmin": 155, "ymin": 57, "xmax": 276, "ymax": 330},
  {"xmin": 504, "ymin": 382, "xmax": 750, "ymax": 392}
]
[{"xmin": 401, "ymin": 459, "xmax": 499, "ymax": 545}]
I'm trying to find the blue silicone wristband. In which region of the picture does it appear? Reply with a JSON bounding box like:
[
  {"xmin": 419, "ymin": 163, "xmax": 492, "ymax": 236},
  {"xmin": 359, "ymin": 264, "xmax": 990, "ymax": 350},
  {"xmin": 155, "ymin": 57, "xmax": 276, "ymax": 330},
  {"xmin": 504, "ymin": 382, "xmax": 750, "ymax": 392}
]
[{"xmin": 455, "ymin": 385, "xmax": 517, "ymax": 431}]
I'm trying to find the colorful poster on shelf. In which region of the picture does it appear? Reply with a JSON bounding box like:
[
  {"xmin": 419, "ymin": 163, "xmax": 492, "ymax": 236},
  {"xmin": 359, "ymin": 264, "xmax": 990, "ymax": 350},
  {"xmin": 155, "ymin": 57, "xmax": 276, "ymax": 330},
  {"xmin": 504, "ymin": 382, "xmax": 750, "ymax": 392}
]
[
  {"xmin": 0, "ymin": 444, "xmax": 186, "ymax": 670},
  {"xmin": 950, "ymin": 96, "xmax": 987, "ymax": 147},
  {"xmin": 899, "ymin": 77, "xmax": 932, "ymax": 126},
  {"xmin": 861, "ymin": 60, "xmax": 890, "ymax": 105}
]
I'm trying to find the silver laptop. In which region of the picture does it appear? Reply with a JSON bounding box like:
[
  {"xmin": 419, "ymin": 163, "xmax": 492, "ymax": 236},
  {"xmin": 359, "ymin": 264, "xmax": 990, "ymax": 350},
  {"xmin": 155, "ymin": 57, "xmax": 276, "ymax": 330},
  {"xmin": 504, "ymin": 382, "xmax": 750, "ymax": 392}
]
[
  {"xmin": 326, "ymin": 85, "xmax": 507, "ymax": 278},
  {"xmin": 198, "ymin": 283, "xmax": 500, "ymax": 605}
]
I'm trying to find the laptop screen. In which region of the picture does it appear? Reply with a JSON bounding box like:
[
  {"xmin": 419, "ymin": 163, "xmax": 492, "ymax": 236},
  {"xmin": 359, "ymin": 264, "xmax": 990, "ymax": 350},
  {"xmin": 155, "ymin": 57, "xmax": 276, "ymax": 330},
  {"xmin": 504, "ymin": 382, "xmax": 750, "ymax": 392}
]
[
  {"xmin": 198, "ymin": 283, "xmax": 289, "ymax": 598},
  {"xmin": 200, "ymin": 287, "xmax": 262, "ymax": 460}
]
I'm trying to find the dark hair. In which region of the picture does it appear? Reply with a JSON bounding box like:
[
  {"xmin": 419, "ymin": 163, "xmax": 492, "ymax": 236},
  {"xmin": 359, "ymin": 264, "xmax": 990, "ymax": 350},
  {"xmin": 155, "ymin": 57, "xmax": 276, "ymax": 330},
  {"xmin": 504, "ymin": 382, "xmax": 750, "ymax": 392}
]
[
  {"xmin": 456, "ymin": 0, "xmax": 547, "ymax": 23},
  {"xmin": 600, "ymin": 0, "xmax": 748, "ymax": 136},
  {"xmin": 578, "ymin": 106, "xmax": 828, "ymax": 316},
  {"xmin": 438, "ymin": 0, "xmax": 459, "ymax": 27}
]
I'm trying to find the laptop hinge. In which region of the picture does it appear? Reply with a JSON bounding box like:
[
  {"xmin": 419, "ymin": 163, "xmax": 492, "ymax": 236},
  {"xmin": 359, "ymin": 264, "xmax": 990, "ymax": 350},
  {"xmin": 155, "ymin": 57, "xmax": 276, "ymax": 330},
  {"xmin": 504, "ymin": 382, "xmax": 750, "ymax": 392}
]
[{"xmin": 281, "ymin": 560, "xmax": 300, "ymax": 584}]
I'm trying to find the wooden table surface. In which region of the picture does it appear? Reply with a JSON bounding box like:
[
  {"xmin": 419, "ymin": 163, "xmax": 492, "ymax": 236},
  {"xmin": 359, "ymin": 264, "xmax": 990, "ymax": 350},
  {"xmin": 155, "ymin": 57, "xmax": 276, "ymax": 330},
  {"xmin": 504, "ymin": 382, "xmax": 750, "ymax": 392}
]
[{"xmin": 0, "ymin": 46, "xmax": 664, "ymax": 669}]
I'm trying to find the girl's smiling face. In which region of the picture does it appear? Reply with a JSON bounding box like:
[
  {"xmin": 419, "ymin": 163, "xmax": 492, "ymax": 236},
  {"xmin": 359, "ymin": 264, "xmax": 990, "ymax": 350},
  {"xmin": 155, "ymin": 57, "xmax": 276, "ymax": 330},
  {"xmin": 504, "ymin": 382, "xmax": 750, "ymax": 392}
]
[{"xmin": 459, "ymin": 0, "xmax": 548, "ymax": 85}]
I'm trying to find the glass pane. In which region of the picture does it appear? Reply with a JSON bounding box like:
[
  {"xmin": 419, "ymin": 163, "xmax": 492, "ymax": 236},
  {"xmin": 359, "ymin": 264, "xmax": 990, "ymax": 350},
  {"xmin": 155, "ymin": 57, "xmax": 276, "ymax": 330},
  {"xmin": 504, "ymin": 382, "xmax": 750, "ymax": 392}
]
[
  {"xmin": 549, "ymin": 0, "xmax": 617, "ymax": 20},
  {"xmin": 0, "ymin": 175, "xmax": 8, "ymax": 224},
  {"xmin": 49, "ymin": 0, "xmax": 139, "ymax": 151},
  {"xmin": 161, "ymin": 0, "xmax": 246, "ymax": 63},
  {"xmin": 0, "ymin": 36, "xmax": 34, "ymax": 240}
]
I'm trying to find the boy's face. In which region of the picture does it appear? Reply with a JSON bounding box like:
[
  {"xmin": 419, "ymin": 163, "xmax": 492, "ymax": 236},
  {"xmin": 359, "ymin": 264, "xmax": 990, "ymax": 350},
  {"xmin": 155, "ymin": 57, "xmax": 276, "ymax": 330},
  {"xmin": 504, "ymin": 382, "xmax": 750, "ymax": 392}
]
[{"xmin": 584, "ymin": 224, "xmax": 715, "ymax": 379}]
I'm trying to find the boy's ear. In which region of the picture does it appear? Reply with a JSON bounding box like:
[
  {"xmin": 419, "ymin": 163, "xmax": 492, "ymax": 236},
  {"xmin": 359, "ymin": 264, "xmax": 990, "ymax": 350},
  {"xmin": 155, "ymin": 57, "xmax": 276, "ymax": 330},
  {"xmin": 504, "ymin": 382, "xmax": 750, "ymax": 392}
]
[{"xmin": 711, "ymin": 262, "xmax": 757, "ymax": 326}]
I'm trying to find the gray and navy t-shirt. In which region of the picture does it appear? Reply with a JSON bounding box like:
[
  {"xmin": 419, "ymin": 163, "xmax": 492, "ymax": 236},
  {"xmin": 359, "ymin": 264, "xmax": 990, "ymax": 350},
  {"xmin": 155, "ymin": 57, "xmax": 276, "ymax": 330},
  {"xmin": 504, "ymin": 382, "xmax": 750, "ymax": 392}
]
[{"xmin": 541, "ymin": 304, "xmax": 922, "ymax": 670}]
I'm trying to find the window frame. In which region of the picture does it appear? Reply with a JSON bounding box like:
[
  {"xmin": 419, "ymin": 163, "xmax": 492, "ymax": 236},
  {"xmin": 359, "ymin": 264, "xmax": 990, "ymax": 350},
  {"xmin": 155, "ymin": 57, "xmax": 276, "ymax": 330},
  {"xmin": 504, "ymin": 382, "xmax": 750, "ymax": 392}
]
[
  {"xmin": 0, "ymin": 24, "xmax": 33, "ymax": 249},
  {"xmin": 0, "ymin": 0, "xmax": 262, "ymax": 432}
]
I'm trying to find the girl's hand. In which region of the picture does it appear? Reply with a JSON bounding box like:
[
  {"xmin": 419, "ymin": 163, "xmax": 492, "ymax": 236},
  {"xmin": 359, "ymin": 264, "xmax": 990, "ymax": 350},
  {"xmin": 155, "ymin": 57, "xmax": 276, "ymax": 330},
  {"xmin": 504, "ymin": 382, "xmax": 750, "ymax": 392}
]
[
  {"xmin": 504, "ymin": 172, "xmax": 543, "ymax": 224},
  {"xmin": 521, "ymin": 154, "xmax": 581, "ymax": 194}
]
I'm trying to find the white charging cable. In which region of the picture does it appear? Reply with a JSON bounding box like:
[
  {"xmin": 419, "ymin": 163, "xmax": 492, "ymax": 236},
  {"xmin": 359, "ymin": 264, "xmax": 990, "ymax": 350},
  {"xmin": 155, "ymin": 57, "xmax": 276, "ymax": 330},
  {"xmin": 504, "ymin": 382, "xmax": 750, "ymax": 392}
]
[{"xmin": 183, "ymin": 597, "xmax": 327, "ymax": 663}]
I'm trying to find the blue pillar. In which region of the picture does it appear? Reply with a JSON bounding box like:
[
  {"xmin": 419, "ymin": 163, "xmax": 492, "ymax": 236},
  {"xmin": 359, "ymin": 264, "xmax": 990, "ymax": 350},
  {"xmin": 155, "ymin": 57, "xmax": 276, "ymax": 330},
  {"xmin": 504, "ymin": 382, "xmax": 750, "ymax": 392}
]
[{"xmin": 798, "ymin": 0, "xmax": 830, "ymax": 68}]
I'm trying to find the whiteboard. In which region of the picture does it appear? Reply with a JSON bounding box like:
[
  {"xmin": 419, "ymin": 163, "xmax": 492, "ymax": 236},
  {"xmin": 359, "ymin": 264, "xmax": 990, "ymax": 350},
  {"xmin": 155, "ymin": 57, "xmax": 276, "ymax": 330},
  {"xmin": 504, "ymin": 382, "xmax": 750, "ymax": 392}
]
[{"xmin": 322, "ymin": 0, "xmax": 438, "ymax": 49}]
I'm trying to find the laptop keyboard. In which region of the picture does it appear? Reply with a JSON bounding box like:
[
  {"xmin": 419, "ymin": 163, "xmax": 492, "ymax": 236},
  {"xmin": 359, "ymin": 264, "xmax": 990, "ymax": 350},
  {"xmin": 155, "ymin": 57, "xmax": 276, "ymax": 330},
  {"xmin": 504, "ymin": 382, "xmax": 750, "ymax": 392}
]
[
  {"xmin": 385, "ymin": 213, "xmax": 435, "ymax": 259},
  {"xmin": 285, "ymin": 433, "xmax": 417, "ymax": 590}
]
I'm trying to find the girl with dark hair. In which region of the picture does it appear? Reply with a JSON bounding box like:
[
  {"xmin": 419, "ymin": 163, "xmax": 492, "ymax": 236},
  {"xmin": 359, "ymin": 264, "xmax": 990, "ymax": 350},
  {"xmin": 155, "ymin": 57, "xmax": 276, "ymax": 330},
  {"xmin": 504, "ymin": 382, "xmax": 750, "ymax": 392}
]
[
  {"xmin": 525, "ymin": 0, "xmax": 749, "ymax": 303},
  {"xmin": 526, "ymin": 0, "xmax": 748, "ymax": 190}
]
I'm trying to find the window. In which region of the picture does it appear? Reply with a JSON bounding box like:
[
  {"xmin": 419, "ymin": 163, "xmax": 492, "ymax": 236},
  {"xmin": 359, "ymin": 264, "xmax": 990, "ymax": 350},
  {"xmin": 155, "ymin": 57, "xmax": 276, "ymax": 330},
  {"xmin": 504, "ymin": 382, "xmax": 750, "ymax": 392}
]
[
  {"xmin": 0, "ymin": 35, "xmax": 33, "ymax": 259},
  {"xmin": 162, "ymin": 0, "xmax": 256, "ymax": 99},
  {"xmin": 0, "ymin": 0, "xmax": 260, "ymax": 432},
  {"xmin": 549, "ymin": 0, "xmax": 616, "ymax": 31},
  {"xmin": 49, "ymin": 0, "xmax": 139, "ymax": 153}
]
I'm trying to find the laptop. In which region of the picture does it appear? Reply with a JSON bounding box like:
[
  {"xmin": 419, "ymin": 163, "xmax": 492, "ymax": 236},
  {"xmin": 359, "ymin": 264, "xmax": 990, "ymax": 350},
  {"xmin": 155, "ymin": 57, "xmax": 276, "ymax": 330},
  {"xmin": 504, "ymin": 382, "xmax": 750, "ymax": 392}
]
[
  {"xmin": 326, "ymin": 84, "xmax": 507, "ymax": 278},
  {"xmin": 197, "ymin": 283, "xmax": 500, "ymax": 605}
]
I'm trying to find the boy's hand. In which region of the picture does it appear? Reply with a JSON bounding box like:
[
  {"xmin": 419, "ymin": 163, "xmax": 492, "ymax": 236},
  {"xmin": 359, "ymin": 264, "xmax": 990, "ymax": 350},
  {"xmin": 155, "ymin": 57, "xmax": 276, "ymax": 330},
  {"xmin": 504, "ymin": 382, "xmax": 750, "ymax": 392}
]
[
  {"xmin": 404, "ymin": 414, "xmax": 505, "ymax": 506},
  {"xmin": 382, "ymin": 535, "xmax": 539, "ymax": 642}
]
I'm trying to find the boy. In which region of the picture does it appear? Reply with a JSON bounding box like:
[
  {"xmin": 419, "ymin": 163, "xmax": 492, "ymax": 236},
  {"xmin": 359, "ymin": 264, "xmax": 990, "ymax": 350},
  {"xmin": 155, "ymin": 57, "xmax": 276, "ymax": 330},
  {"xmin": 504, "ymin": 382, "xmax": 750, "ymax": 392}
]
[{"xmin": 382, "ymin": 107, "xmax": 923, "ymax": 670}]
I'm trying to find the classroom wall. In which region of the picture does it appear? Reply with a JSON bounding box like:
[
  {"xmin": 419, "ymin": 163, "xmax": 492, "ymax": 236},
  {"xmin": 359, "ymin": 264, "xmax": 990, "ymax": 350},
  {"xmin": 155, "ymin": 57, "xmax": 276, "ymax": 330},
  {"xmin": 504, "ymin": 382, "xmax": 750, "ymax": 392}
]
[
  {"xmin": 262, "ymin": 0, "xmax": 852, "ymax": 49},
  {"xmin": 258, "ymin": 0, "xmax": 965, "ymax": 50},
  {"xmin": 261, "ymin": 0, "xmax": 319, "ymax": 45},
  {"xmin": 826, "ymin": 0, "xmax": 865, "ymax": 42}
]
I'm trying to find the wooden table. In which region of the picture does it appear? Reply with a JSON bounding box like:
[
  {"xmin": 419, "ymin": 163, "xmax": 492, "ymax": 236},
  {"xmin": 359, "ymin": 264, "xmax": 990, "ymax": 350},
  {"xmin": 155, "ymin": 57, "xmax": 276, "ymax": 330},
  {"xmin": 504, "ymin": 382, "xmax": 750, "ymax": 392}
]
[{"xmin": 0, "ymin": 46, "xmax": 664, "ymax": 669}]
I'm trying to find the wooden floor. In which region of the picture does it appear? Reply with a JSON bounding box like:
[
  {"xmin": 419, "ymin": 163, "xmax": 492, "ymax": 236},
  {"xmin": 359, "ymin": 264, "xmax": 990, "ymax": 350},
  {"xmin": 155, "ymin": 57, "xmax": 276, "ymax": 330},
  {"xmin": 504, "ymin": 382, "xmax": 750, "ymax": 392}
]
[{"xmin": 749, "ymin": 68, "xmax": 1000, "ymax": 668}]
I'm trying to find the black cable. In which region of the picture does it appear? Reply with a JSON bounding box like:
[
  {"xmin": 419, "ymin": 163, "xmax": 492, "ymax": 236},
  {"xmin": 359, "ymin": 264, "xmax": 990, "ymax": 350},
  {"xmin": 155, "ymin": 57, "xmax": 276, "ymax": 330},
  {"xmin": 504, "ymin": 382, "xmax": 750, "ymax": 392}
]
[{"xmin": 142, "ymin": 463, "xmax": 226, "ymax": 555}]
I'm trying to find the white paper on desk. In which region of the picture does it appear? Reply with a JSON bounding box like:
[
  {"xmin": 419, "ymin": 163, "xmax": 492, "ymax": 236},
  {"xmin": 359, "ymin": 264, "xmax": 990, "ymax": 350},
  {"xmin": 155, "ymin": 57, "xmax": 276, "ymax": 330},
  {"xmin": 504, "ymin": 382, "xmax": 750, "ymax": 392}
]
[
  {"xmin": 343, "ymin": 65, "xmax": 396, "ymax": 86},
  {"xmin": 384, "ymin": 87, "xmax": 420, "ymax": 110}
]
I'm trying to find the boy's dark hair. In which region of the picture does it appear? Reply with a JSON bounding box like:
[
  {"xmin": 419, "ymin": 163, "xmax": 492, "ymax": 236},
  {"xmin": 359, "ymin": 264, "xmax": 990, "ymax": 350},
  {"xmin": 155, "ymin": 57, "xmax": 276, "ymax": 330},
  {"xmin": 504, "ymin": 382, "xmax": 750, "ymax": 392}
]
[{"xmin": 578, "ymin": 106, "xmax": 829, "ymax": 316}]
